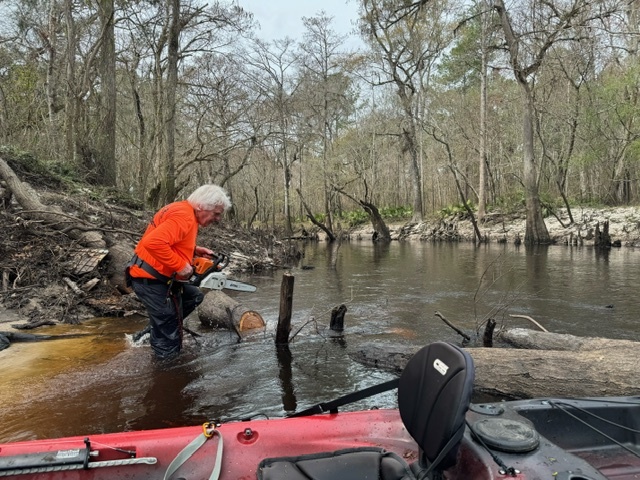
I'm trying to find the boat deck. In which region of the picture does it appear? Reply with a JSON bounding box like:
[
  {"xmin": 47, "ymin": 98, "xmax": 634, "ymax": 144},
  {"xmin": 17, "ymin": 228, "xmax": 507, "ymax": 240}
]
[{"xmin": 452, "ymin": 396, "xmax": 640, "ymax": 480}]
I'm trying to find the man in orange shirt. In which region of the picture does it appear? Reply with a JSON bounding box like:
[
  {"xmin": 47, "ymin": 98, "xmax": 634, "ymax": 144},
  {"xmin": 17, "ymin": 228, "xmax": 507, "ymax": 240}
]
[{"xmin": 126, "ymin": 184, "xmax": 232, "ymax": 359}]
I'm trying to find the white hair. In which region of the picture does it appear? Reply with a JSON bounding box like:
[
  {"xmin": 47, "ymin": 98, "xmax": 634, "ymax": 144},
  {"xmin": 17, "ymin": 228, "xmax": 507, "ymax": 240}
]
[{"xmin": 187, "ymin": 185, "xmax": 232, "ymax": 210}]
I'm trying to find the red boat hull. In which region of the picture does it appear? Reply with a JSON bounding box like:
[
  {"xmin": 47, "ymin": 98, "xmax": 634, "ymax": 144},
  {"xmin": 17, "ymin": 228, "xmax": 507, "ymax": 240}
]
[
  {"xmin": 0, "ymin": 409, "xmax": 417, "ymax": 480},
  {"xmin": 2, "ymin": 399, "xmax": 640, "ymax": 480}
]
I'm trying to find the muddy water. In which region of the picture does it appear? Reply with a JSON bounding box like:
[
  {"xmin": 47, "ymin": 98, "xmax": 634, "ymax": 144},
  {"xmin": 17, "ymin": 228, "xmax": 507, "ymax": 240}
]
[{"xmin": 1, "ymin": 242, "xmax": 639, "ymax": 443}]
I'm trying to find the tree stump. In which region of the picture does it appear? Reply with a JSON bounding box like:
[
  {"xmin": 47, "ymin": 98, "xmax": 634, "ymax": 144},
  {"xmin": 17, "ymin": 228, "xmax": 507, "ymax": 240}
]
[
  {"xmin": 276, "ymin": 273, "xmax": 295, "ymax": 344},
  {"xmin": 330, "ymin": 304, "xmax": 347, "ymax": 332},
  {"xmin": 198, "ymin": 290, "xmax": 265, "ymax": 337},
  {"xmin": 595, "ymin": 220, "xmax": 611, "ymax": 248},
  {"xmin": 482, "ymin": 319, "xmax": 496, "ymax": 347}
]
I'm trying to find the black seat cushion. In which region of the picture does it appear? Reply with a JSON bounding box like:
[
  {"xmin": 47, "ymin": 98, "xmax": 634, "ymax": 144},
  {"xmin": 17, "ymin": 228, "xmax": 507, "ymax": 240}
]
[
  {"xmin": 257, "ymin": 447, "xmax": 413, "ymax": 480},
  {"xmin": 399, "ymin": 342, "xmax": 475, "ymax": 471}
]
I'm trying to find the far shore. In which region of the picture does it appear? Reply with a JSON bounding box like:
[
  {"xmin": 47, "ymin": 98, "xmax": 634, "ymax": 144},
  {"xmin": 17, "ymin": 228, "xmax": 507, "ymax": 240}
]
[{"xmin": 346, "ymin": 206, "xmax": 640, "ymax": 247}]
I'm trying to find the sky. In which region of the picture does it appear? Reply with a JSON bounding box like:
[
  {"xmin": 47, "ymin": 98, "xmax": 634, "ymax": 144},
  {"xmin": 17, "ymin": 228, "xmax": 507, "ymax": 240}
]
[{"xmin": 237, "ymin": 0, "xmax": 361, "ymax": 45}]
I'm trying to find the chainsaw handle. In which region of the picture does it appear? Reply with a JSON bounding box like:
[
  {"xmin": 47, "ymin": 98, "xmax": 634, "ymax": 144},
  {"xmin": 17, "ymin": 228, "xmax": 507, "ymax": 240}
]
[{"xmin": 212, "ymin": 252, "xmax": 229, "ymax": 271}]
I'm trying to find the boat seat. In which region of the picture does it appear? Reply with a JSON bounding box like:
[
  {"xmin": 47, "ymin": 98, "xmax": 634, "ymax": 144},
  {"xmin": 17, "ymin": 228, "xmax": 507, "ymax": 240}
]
[{"xmin": 257, "ymin": 341, "xmax": 475, "ymax": 480}]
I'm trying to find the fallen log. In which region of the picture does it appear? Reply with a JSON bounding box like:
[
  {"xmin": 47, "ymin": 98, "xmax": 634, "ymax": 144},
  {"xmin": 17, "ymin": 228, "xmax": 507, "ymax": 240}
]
[
  {"xmin": 499, "ymin": 327, "xmax": 637, "ymax": 351},
  {"xmin": 0, "ymin": 156, "xmax": 105, "ymax": 248},
  {"xmin": 198, "ymin": 290, "xmax": 265, "ymax": 338},
  {"xmin": 350, "ymin": 330, "xmax": 640, "ymax": 399},
  {"xmin": 0, "ymin": 330, "xmax": 96, "ymax": 351}
]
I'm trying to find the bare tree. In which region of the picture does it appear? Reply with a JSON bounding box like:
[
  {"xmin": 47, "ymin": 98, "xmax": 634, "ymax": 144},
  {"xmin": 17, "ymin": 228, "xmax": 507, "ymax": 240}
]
[
  {"xmin": 120, "ymin": 0, "xmax": 252, "ymax": 206},
  {"xmin": 243, "ymin": 37, "xmax": 301, "ymax": 235},
  {"xmin": 492, "ymin": 0, "xmax": 621, "ymax": 243},
  {"xmin": 298, "ymin": 12, "xmax": 355, "ymax": 236},
  {"xmin": 361, "ymin": 0, "xmax": 453, "ymax": 221}
]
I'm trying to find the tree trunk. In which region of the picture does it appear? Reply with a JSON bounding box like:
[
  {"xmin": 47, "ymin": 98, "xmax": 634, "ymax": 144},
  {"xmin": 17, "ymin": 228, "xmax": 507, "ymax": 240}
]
[
  {"xmin": 477, "ymin": 0, "xmax": 488, "ymax": 221},
  {"xmin": 276, "ymin": 273, "xmax": 294, "ymax": 344},
  {"xmin": 162, "ymin": 0, "xmax": 179, "ymax": 204},
  {"xmin": 351, "ymin": 329, "xmax": 640, "ymax": 399},
  {"xmin": 296, "ymin": 188, "xmax": 336, "ymax": 241},
  {"xmin": 283, "ymin": 162, "xmax": 293, "ymax": 236},
  {"xmin": 493, "ymin": 0, "xmax": 551, "ymax": 245},
  {"xmin": 594, "ymin": 221, "xmax": 611, "ymax": 248},
  {"xmin": 64, "ymin": 0, "xmax": 77, "ymax": 164},
  {"xmin": 45, "ymin": 0, "xmax": 58, "ymax": 126},
  {"xmin": 361, "ymin": 201, "xmax": 391, "ymax": 242},
  {"xmin": 330, "ymin": 304, "xmax": 347, "ymax": 332},
  {"xmin": 95, "ymin": 0, "xmax": 117, "ymax": 186},
  {"xmin": 333, "ymin": 188, "xmax": 390, "ymax": 242},
  {"xmin": 522, "ymin": 90, "xmax": 551, "ymax": 245},
  {"xmin": 198, "ymin": 290, "xmax": 265, "ymax": 337}
]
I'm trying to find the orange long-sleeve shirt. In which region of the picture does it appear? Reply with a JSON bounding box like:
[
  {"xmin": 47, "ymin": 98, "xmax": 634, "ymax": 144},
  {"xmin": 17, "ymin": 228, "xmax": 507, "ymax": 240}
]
[{"xmin": 129, "ymin": 200, "xmax": 198, "ymax": 279}]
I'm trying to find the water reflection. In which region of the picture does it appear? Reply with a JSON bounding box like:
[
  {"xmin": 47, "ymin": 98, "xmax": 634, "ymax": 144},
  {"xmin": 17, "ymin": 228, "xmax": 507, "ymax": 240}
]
[
  {"xmin": 1, "ymin": 241, "xmax": 639, "ymax": 442},
  {"xmin": 276, "ymin": 345, "xmax": 296, "ymax": 413},
  {"xmin": 127, "ymin": 357, "xmax": 202, "ymax": 431},
  {"xmin": 524, "ymin": 245, "xmax": 551, "ymax": 294},
  {"xmin": 372, "ymin": 241, "xmax": 391, "ymax": 265}
]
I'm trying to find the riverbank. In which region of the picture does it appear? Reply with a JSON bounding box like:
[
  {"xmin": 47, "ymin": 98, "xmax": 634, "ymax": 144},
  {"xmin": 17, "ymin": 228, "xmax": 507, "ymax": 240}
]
[
  {"xmin": 2, "ymin": 202, "xmax": 639, "ymax": 335},
  {"xmin": 349, "ymin": 206, "xmax": 640, "ymax": 247}
]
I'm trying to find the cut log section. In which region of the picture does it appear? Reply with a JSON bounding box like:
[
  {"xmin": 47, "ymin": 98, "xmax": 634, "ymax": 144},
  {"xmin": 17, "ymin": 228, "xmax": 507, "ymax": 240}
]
[
  {"xmin": 198, "ymin": 290, "xmax": 265, "ymax": 337},
  {"xmin": 350, "ymin": 329, "xmax": 640, "ymax": 399}
]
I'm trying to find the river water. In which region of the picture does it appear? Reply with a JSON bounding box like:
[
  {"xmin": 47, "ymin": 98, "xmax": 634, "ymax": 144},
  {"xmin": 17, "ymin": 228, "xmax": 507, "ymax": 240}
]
[{"xmin": 1, "ymin": 241, "xmax": 638, "ymax": 443}]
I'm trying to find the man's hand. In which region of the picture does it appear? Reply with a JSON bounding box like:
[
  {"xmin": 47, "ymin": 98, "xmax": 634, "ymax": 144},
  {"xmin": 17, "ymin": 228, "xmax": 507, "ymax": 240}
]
[
  {"xmin": 176, "ymin": 263, "xmax": 194, "ymax": 280},
  {"xmin": 195, "ymin": 246, "xmax": 215, "ymax": 258}
]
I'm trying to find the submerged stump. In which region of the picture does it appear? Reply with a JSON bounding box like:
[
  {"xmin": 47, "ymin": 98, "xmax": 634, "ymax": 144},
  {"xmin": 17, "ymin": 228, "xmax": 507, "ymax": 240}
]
[{"xmin": 330, "ymin": 304, "xmax": 347, "ymax": 332}]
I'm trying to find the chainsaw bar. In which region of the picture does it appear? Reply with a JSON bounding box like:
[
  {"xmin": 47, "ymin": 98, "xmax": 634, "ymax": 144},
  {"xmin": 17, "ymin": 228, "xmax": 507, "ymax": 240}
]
[{"xmin": 198, "ymin": 271, "xmax": 256, "ymax": 292}]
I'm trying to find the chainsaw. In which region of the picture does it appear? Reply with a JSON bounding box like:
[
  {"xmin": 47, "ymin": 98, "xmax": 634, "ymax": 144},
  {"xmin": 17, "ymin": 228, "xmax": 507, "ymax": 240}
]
[{"xmin": 187, "ymin": 253, "xmax": 256, "ymax": 293}]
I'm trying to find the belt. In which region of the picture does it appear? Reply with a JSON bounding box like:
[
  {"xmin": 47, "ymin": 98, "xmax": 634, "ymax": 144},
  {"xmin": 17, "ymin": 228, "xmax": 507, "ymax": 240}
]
[
  {"xmin": 129, "ymin": 276, "xmax": 170, "ymax": 286},
  {"xmin": 127, "ymin": 254, "xmax": 172, "ymax": 283}
]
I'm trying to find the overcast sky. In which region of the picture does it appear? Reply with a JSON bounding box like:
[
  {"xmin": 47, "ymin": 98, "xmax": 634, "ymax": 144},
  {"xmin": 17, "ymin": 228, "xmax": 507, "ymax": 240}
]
[{"xmin": 237, "ymin": 0, "xmax": 360, "ymax": 45}]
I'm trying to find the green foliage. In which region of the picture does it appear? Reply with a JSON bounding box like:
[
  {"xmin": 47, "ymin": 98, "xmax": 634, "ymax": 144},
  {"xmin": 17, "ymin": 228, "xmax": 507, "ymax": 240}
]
[
  {"xmin": 379, "ymin": 205, "xmax": 413, "ymax": 221},
  {"xmin": 323, "ymin": 205, "xmax": 415, "ymax": 228},
  {"xmin": 573, "ymin": 199, "xmax": 607, "ymax": 208},
  {"xmin": 627, "ymin": 139, "xmax": 640, "ymax": 164},
  {"xmin": 340, "ymin": 205, "xmax": 413, "ymax": 227},
  {"xmin": 439, "ymin": 200, "xmax": 475, "ymax": 218},
  {"xmin": 437, "ymin": 12, "xmax": 481, "ymax": 88},
  {"xmin": 340, "ymin": 209, "xmax": 368, "ymax": 227},
  {"xmin": 493, "ymin": 192, "xmax": 526, "ymax": 213},
  {"xmin": 4, "ymin": 63, "xmax": 46, "ymax": 131},
  {"xmin": 100, "ymin": 188, "xmax": 144, "ymax": 210}
]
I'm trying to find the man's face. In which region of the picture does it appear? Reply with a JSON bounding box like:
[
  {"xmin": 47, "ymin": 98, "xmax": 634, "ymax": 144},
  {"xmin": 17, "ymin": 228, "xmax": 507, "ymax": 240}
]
[{"xmin": 197, "ymin": 204, "xmax": 225, "ymax": 227}]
